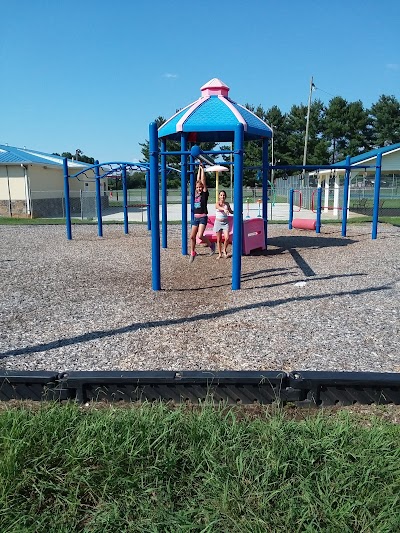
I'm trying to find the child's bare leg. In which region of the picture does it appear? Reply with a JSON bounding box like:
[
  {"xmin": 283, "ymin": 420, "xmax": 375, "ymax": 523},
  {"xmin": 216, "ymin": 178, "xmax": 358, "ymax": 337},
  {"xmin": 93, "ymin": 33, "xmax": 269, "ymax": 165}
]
[
  {"xmin": 190, "ymin": 225, "xmax": 198, "ymax": 255},
  {"xmin": 217, "ymin": 231, "xmax": 222, "ymax": 258},
  {"xmin": 223, "ymin": 229, "xmax": 229, "ymax": 256},
  {"xmin": 198, "ymin": 224, "xmax": 213, "ymax": 250}
]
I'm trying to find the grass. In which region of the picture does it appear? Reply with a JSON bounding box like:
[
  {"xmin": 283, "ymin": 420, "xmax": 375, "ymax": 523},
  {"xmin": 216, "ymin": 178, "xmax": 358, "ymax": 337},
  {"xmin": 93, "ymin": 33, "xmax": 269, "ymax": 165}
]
[
  {"xmin": 0, "ymin": 402, "xmax": 400, "ymax": 532},
  {"xmin": 0, "ymin": 217, "xmax": 142, "ymax": 226},
  {"xmin": 0, "ymin": 217, "xmax": 81, "ymax": 225},
  {"xmin": 317, "ymin": 216, "xmax": 400, "ymax": 226},
  {"xmin": 350, "ymin": 198, "xmax": 400, "ymax": 209}
]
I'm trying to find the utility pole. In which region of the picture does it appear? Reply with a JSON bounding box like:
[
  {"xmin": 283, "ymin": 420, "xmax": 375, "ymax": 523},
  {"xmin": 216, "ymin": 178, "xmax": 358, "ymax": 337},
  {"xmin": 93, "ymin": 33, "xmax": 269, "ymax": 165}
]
[{"xmin": 302, "ymin": 76, "xmax": 314, "ymax": 180}]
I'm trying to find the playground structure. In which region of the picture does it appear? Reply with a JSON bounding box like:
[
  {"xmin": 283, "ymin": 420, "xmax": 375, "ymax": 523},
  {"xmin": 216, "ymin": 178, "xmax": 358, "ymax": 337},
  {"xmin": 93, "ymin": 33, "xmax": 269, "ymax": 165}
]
[
  {"xmin": 62, "ymin": 78, "xmax": 388, "ymax": 292},
  {"xmin": 63, "ymin": 160, "xmax": 182, "ymax": 239},
  {"xmin": 148, "ymin": 79, "xmax": 384, "ymax": 291},
  {"xmin": 286, "ymin": 155, "xmax": 382, "ymax": 236},
  {"xmin": 196, "ymin": 214, "xmax": 266, "ymax": 256},
  {"xmin": 63, "ymin": 160, "xmax": 150, "ymax": 239},
  {"xmin": 150, "ymin": 78, "xmax": 273, "ymax": 291}
]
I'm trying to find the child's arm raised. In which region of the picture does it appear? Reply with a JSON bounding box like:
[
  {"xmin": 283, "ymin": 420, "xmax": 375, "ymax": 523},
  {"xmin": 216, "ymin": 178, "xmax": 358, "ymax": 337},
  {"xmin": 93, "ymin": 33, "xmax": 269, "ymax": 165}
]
[{"xmin": 197, "ymin": 163, "xmax": 207, "ymax": 192}]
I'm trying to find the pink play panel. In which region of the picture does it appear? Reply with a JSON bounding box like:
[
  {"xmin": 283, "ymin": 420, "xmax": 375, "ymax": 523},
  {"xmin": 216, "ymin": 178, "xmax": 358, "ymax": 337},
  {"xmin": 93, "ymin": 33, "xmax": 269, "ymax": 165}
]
[{"xmin": 196, "ymin": 215, "xmax": 266, "ymax": 255}]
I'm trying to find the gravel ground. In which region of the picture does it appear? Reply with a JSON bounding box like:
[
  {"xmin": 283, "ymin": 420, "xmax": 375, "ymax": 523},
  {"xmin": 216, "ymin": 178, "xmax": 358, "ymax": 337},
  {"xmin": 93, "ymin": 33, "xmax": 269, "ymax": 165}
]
[{"xmin": 0, "ymin": 223, "xmax": 399, "ymax": 373}]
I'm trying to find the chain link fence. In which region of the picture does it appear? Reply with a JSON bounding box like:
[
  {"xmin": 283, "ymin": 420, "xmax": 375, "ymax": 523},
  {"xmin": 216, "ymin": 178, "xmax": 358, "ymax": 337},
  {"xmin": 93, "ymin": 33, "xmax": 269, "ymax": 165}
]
[
  {"xmin": 273, "ymin": 174, "xmax": 400, "ymax": 218},
  {"xmin": 27, "ymin": 190, "xmax": 109, "ymax": 219},
  {"xmin": 3, "ymin": 179, "xmax": 399, "ymax": 220}
]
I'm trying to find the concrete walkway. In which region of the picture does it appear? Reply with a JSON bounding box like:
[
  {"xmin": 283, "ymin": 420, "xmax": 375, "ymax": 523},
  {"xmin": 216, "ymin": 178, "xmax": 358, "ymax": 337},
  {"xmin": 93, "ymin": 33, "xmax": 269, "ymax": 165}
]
[{"xmin": 100, "ymin": 202, "xmax": 351, "ymax": 223}]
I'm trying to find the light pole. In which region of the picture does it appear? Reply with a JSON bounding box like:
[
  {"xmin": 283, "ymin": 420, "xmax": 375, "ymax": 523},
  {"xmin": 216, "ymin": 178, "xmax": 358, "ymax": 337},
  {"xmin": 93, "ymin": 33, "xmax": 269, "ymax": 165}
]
[{"xmin": 302, "ymin": 76, "xmax": 315, "ymax": 179}]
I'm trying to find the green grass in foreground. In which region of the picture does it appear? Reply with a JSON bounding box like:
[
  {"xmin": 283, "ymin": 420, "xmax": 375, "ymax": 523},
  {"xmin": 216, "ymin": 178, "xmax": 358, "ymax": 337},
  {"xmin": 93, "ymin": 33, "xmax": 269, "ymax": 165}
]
[{"xmin": 0, "ymin": 403, "xmax": 400, "ymax": 532}]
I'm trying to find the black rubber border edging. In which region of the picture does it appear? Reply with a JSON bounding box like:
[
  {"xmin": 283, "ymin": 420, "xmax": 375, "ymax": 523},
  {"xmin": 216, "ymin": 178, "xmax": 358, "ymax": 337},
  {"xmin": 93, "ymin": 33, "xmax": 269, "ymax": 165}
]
[{"xmin": 1, "ymin": 370, "xmax": 400, "ymax": 406}]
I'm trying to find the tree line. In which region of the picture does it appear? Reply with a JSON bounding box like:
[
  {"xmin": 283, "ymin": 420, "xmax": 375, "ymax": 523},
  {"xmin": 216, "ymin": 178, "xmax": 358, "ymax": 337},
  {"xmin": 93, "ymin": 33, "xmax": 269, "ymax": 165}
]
[
  {"xmin": 140, "ymin": 93, "xmax": 400, "ymax": 187},
  {"xmin": 53, "ymin": 151, "xmax": 95, "ymax": 164},
  {"xmin": 55, "ymin": 93, "xmax": 400, "ymax": 189}
]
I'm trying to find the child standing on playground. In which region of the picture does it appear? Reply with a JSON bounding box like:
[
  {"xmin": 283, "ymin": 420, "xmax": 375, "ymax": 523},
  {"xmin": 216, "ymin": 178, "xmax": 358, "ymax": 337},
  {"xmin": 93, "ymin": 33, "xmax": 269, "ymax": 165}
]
[
  {"xmin": 189, "ymin": 163, "xmax": 215, "ymax": 263},
  {"xmin": 214, "ymin": 190, "xmax": 233, "ymax": 259}
]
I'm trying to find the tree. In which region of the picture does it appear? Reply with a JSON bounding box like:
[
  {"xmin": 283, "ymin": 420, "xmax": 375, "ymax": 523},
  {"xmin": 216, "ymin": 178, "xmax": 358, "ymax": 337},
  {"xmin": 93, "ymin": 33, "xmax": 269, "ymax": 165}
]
[
  {"xmin": 228, "ymin": 103, "xmax": 287, "ymax": 186},
  {"xmin": 265, "ymin": 105, "xmax": 288, "ymax": 166},
  {"xmin": 346, "ymin": 100, "xmax": 372, "ymax": 156},
  {"xmin": 140, "ymin": 115, "xmax": 218, "ymax": 186},
  {"xmin": 78, "ymin": 154, "xmax": 95, "ymax": 164},
  {"xmin": 128, "ymin": 171, "xmax": 146, "ymax": 189},
  {"xmin": 323, "ymin": 96, "xmax": 348, "ymax": 162},
  {"xmin": 53, "ymin": 151, "xmax": 95, "ymax": 164},
  {"xmin": 369, "ymin": 95, "xmax": 400, "ymax": 147},
  {"xmin": 137, "ymin": 93, "xmax": 399, "ymax": 179},
  {"xmin": 285, "ymin": 103, "xmax": 309, "ymax": 166},
  {"xmin": 139, "ymin": 116, "xmax": 182, "ymax": 169},
  {"xmin": 324, "ymin": 97, "xmax": 371, "ymax": 161},
  {"xmin": 285, "ymin": 99, "xmax": 327, "ymax": 165}
]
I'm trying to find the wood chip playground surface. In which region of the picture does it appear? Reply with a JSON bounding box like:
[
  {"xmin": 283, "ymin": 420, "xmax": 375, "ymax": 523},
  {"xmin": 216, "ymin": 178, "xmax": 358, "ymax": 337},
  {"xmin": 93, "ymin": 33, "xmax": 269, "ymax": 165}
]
[{"xmin": 0, "ymin": 223, "xmax": 399, "ymax": 374}]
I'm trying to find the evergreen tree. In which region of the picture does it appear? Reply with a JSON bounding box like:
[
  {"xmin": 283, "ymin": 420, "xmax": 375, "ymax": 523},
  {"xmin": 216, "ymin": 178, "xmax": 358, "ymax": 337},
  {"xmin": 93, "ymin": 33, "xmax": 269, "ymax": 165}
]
[
  {"xmin": 324, "ymin": 97, "xmax": 371, "ymax": 161},
  {"xmin": 323, "ymin": 96, "xmax": 349, "ymax": 162},
  {"xmin": 369, "ymin": 95, "xmax": 400, "ymax": 147},
  {"xmin": 345, "ymin": 100, "xmax": 372, "ymax": 156},
  {"xmin": 285, "ymin": 103, "xmax": 308, "ymax": 165},
  {"xmin": 137, "ymin": 93, "xmax": 399, "ymax": 179},
  {"xmin": 53, "ymin": 151, "xmax": 95, "ymax": 164}
]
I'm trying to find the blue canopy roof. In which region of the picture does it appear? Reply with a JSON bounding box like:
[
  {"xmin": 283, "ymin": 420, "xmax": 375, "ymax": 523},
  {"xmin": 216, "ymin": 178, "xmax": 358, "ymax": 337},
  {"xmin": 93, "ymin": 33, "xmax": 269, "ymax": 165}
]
[{"xmin": 158, "ymin": 78, "xmax": 272, "ymax": 143}]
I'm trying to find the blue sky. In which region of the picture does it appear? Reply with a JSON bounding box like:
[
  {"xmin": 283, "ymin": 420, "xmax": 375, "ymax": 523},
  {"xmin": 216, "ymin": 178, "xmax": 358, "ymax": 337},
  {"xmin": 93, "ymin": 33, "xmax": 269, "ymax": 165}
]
[{"xmin": 1, "ymin": 0, "xmax": 399, "ymax": 162}]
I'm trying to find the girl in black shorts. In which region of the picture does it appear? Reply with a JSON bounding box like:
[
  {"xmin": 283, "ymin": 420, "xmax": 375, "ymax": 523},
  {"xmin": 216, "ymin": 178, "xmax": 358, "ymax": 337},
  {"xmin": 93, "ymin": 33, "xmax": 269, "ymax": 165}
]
[{"xmin": 189, "ymin": 163, "xmax": 215, "ymax": 263}]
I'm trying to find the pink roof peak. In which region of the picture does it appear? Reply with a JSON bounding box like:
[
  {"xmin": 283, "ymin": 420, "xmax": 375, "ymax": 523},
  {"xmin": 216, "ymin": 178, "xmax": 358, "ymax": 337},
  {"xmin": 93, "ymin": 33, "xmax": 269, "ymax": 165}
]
[{"xmin": 200, "ymin": 78, "xmax": 230, "ymax": 97}]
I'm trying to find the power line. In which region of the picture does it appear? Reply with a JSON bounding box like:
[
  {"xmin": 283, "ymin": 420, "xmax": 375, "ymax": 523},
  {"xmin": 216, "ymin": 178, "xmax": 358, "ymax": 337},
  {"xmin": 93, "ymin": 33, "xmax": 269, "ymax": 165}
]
[{"xmin": 314, "ymin": 86, "xmax": 336, "ymax": 98}]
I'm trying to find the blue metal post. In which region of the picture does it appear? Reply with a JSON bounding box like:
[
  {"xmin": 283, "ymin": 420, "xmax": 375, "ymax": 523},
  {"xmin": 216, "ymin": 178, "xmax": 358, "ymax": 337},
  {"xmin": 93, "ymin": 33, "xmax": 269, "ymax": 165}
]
[
  {"xmin": 262, "ymin": 138, "xmax": 269, "ymax": 247},
  {"xmin": 181, "ymin": 133, "xmax": 188, "ymax": 256},
  {"xmin": 288, "ymin": 189, "xmax": 294, "ymax": 229},
  {"xmin": 146, "ymin": 169, "xmax": 151, "ymax": 230},
  {"xmin": 189, "ymin": 154, "xmax": 195, "ymax": 220},
  {"xmin": 189, "ymin": 153, "xmax": 195, "ymax": 259},
  {"xmin": 161, "ymin": 139, "xmax": 167, "ymax": 248},
  {"xmin": 341, "ymin": 155, "xmax": 351, "ymax": 237},
  {"xmin": 149, "ymin": 122, "xmax": 161, "ymax": 290},
  {"xmin": 232, "ymin": 124, "xmax": 244, "ymax": 290},
  {"xmin": 63, "ymin": 158, "xmax": 72, "ymax": 240},
  {"xmin": 316, "ymin": 187, "xmax": 322, "ymax": 233},
  {"xmin": 372, "ymin": 151, "xmax": 382, "ymax": 240},
  {"xmin": 94, "ymin": 160, "xmax": 103, "ymax": 237},
  {"xmin": 122, "ymin": 165, "xmax": 128, "ymax": 234}
]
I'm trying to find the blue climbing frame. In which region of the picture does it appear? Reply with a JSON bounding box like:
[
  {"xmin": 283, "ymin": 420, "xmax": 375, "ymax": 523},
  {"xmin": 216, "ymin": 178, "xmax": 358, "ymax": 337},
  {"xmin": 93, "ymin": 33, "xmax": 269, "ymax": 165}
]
[{"xmin": 63, "ymin": 159, "xmax": 178, "ymax": 240}]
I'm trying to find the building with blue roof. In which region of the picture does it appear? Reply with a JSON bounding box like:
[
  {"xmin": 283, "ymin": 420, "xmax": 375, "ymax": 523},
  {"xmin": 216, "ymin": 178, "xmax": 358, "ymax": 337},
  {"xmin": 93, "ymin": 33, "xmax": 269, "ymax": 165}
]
[
  {"xmin": 0, "ymin": 145, "xmax": 103, "ymax": 217},
  {"xmin": 326, "ymin": 143, "xmax": 400, "ymax": 174},
  {"xmin": 309, "ymin": 143, "xmax": 400, "ymax": 217}
]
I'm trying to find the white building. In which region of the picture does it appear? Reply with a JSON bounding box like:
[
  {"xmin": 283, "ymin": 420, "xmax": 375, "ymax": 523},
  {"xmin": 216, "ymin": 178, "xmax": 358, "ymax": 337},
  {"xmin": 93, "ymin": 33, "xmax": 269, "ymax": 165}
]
[
  {"xmin": 0, "ymin": 145, "xmax": 107, "ymax": 217},
  {"xmin": 315, "ymin": 143, "xmax": 400, "ymax": 217}
]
